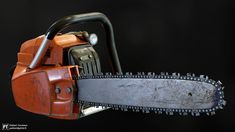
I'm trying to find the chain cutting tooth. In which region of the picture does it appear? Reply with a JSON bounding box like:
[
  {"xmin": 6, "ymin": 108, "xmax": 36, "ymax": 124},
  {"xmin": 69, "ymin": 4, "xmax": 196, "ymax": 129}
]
[
  {"xmin": 122, "ymin": 108, "xmax": 128, "ymax": 112},
  {"xmin": 200, "ymin": 75, "xmax": 204, "ymax": 78},
  {"xmin": 187, "ymin": 73, "xmax": 191, "ymax": 76},
  {"xmin": 219, "ymin": 105, "xmax": 223, "ymax": 109},
  {"xmin": 95, "ymin": 105, "xmax": 99, "ymax": 108},
  {"xmin": 211, "ymin": 111, "xmax": 216, "ymax": 115},
  {"xmin": 115, "ymin": 107, "xmax": 119, "ymax": 110},
  {"xmin": 211, "ymin": 80, "xmax": 216, "ymax": 85},
  {"xmin": 217, "ymin": 80, "xmax": 222, "ymax": 85},
  {"xmin": 222, "ymin": 100, "xmax": 226, "ymax": 106},
  {"xmin": 105, "ymin": 72, "xmax": 110, "ymax": 76},
  {"xmin": 101, "ymin": 106, "xmax": 106, "ymax": 109},
  {"xmin": 191, "ymin": 112, "xmax": 195, "ymax": 116},
  {"xmin": 117, "ymin": 72, "xmax": 123, "ymax": 75},
  {"xmin": 177, "ymin": 73, "xmax": 180, "ymax": 77},
  {"xmin": 110, "ymin": 73, "xmax": 113, "ymax": 75}
]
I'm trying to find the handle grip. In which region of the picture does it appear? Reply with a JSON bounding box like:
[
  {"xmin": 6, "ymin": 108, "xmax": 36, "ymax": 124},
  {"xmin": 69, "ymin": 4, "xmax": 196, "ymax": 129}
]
[{"xmin": 28, "ymin": 12, "xmax": 122, "ymax": 73}]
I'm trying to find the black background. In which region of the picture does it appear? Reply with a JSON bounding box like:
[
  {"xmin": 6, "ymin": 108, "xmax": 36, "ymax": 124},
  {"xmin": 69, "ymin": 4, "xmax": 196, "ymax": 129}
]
[{"xmin": 0, "ymin": 0, "xmax": 234, "ymax": 131}]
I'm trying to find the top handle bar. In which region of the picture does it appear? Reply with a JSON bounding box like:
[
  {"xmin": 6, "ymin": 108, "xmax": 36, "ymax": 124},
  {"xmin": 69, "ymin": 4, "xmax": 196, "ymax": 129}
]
[{"xmin": 28, "ymin": 12, "xmax": 122, "ymax": 73}]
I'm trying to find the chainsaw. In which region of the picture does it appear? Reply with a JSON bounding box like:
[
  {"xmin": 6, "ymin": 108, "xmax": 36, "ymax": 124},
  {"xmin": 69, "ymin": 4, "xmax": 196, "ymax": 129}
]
[{"xmin": 11, "ymin": 12, "xmax": 226, "ymax": 120}]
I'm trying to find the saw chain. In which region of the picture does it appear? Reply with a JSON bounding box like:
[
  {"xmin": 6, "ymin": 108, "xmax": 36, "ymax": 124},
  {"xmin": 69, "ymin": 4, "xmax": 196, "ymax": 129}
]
[{"xmin": 78, "ymin": 72, "xmax": 226, "ymax": 116}]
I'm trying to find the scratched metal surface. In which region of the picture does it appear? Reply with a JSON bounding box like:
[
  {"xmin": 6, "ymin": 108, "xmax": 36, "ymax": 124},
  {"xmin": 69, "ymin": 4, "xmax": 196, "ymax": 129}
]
[{"xmin": 77, "ymin": 78, "xmax": 217, "ymax": 109}]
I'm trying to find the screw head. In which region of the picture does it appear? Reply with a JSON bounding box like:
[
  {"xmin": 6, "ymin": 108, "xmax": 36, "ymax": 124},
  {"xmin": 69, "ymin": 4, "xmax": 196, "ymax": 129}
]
[
  {"xmin": 66, "ymin": 87, "xmax": 72, "ymax": 94},
  {"xmin": 55, "ymin": 86, "xmax": 61, "ymax": 94}
]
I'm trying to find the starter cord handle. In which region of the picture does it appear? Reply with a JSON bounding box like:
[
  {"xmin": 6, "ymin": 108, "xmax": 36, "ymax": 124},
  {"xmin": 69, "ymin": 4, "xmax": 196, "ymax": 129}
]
[{"xmin": 28, "ymin": 12, "xmax": 122, "ymax": 73}]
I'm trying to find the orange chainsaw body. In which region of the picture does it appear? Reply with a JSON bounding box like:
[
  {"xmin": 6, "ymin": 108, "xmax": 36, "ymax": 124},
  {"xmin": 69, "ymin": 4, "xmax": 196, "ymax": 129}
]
[
  {"xmin": 11, "ymin": 12, "xmax": 122, "ymax": 120},
  {"xmin": 12, "ymin": 34, "xmax": 87, "ymax": 119}
]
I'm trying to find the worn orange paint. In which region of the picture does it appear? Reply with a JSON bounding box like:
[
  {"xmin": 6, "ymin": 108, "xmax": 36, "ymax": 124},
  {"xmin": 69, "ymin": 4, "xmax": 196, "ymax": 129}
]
[{"xmin": 12, "ymin": 34, "xmax": 87, "ymax": 119}]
